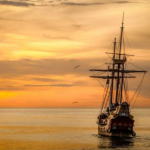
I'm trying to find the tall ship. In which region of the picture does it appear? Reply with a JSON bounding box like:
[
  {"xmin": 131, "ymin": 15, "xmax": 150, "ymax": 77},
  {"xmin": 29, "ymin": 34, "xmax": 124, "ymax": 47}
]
[{"xmin": 89, "ymin": 15, "xmax": 147, "ymax": 137}]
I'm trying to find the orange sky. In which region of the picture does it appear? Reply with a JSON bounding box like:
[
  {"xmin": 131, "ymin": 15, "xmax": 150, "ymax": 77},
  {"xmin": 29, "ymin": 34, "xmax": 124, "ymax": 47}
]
[{"xmin": 0, "ymin": 0, "xmax": 149, "ymax": 107}]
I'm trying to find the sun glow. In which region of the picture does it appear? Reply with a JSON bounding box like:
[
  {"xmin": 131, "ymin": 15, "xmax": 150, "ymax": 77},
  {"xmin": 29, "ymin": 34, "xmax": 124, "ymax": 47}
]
[{"xmin": 0, "ymin": 1, "xmax": 149, "ymax": 107}]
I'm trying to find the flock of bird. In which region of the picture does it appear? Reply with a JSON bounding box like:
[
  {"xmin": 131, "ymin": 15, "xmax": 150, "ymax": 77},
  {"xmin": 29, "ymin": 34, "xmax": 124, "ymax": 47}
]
[{"xmin": 72, "ymin": 65, "xmax": 81, "ymax": 104}]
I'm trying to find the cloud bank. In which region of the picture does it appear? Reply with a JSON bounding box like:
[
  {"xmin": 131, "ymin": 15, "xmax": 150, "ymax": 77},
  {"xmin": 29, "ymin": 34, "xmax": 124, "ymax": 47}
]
[
  {"xmin": 0, "ymin": 0, "xmax": 35, "ymax": 7},
  {"xmin": 61, "ymin": 2, "xmax": 104, "ymax": 6}
]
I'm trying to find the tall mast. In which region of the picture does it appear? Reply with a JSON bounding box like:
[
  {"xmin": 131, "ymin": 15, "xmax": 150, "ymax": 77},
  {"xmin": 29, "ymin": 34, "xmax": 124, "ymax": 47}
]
[
  {"xmin": 89, "ymin": 13, "xmax": 147, "ymax": 109},
  {"xmin": 120, "ymin": 13, "xmax": 125, "ymax": 104},
  {"xmin": 115, "ymin": 13, "xmax": 124, "ymax": 104},
  {"xmin": 119, "ymin": 12, "xmax": 124, "ymax": 58},
  {"xmin": 120, "ymin": 57, "xmax": 125, "ymax": 104},
  {"xmin": 109, "ymin": 38, "xmax": 116, "ymax": 108}
]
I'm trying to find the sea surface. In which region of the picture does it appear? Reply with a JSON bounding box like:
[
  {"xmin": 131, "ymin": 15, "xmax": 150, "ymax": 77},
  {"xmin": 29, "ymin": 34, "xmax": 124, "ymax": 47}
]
[{"xmin": 0, "ymin": 108, "xmax": 150, "ymax": 150}]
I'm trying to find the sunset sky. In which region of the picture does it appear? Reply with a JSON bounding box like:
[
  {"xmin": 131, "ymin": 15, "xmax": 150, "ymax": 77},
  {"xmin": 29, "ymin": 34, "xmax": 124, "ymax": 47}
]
[{"xmin": 0, "ymin": 0, "xmax": 149, "ymax": 107}]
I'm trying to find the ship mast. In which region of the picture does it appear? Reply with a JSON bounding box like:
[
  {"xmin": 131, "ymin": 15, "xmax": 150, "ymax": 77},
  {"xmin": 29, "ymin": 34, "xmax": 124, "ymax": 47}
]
[
  {"xmin": 89, "ymin": 14, "xmax": 147, "ymax": 110},
  {"xmin": 109, "ymin": 38, "xmax": 116, "ymax": 108},
  {"xmin": 115, "ymin": 13, "xmax": 124, "ymax": 105}
]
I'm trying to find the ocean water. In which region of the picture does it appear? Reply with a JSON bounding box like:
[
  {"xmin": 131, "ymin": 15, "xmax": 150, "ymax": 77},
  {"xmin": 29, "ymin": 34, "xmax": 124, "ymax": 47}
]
[{"xmin": 0, "ymin": 108, "xmax": 150, "ymax": 150}]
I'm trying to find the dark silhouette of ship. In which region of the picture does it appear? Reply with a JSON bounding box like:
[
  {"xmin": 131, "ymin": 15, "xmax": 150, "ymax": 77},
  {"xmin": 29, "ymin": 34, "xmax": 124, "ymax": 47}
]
[{"xmin": 89, "ymin": 14, "xmax": 147, "ymax": 137}]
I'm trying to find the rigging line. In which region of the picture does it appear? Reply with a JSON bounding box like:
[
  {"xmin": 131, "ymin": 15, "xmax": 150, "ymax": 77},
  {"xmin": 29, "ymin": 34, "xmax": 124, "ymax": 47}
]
[
  {"xmin": 122, "ymin": 78, "xmax": 124, "ymax": 103},
  {"xmin": 105, "ymin": 55, "xmax": 113, "ymax": 68},
  {"xmin": 106, "ymin": 32, "xmax": 119, "ymax": 53},
  {"xmin": 96, "ymin": 33, "xmax": 120, "ymax": 72},
  {"xmin": 118, "ymin": 82, "xmax": 122, "ymax": 104},
  {"xmin": 129, "ymin": 85, "xmax": 140, "ymax": 105},
  {"xmin": 131, "ymin": 87, "xmax": 141, "ymax": 108},
  {"xmin": 101, "ymin": 88, "xmax": 106, "ymax": 113},
  {"xmin": 132, "ymin": 73, "xmax": 146, "ymax": 108},
  {"xmin": 99, "ymin": 82, "xmax": 107, "ymax": 113},
  {"xmin": 105, "ymin": 88, "xmax": 110, "ymax": 108},
  {"xmin": 92, "ymin": 70, "xmax": 107, "ymax": 113},
  {"xmin": 106, "ymin": 42, "xmax": 113, "ymax": 53},
  {"xmin": 104, "ymin": 75, "xmax": 110, "ymax": 108},
  {"xmin": 94, "ymin": 37, "xmax": 120, "ymax": 71},
  {"xmin": 96, "ymin": 41, "xmax": 114, "ymax": 70},
  {"xmin": 101, "ymin": 83, "xmax": 109, "ymax": 113},
  {"xmin": 106, "ymin": 33, "xmax": 119, "ymax": 61},
  {"xmin": 125, "ymin": 54, "xmax": 134, "ymax": 68},
  {"xmin": 113, "ymin": 31, "xmax": 120, "ymax": 50},
  {"xmin": 96, "ymin": 71, "xmax": 108, "ymax": 76},
  {"xmin": 127, "ymin": 55, "xmax": 134, "ymax": 62},
  {"xmin": 126, "ymin": 73, "xmax": 136, "ymax": 77},
  {"xmin": 91, "ymin": 71, "xmax": 109, "ymax": 113},
  {"xmin": 130, "ymin": 73, "xmax": 146, "ymax": 104},
  {"xmin": 123, "ymin": 88, "xmax": 125, "ymax": 103},
  {"xmin": 116, "ymin": 32, "xmax": 120, "ymax": 39},
  {"xmin": 124, "ymin": 32, "xmax": 134, "ymax": 68},
  {"xmin": 92, "ymin": 43, "xmax": 114, "ymax": 70},
  {"xmin": 106, "ymin": 52, "xmax": 113, "ymax": 60},
  {"xmin": 106, "ymin": 60, "xmax": 112, "ymax": 65},
  {"xmin": 128, "ymin": 62, "xmax": 146, "ymax": 71},
  {"xmin": 106, "ymin": 29, "xmax": 121, "ymax": 54},
  {"xmin": 101, "ymin": 76, "xmax": 110, "ymax": 112},
  {"xmin": 93, "ymin": 57, "xmax": 112, "ymax": 69},
  {"xmin": 124, "ymin": 32, "xmax": 134, "ymax": 55},
  {"xmin": 126, "ymin": 76, "xmax": 129, "ymax": 102},
  {"xmin": 123, "ymin": 32, "xmax": 125, "ymax": 55},
  {"xmin": 124, "ymin": 76, "xmax": 128, "ymax": 103},
  {"xmin": 91, "ymin": 71, "xmax": 104, "ymax": 88},
  {"xmin": 94, "ymin": 63, "xmax": 107, "ymax": 69}
]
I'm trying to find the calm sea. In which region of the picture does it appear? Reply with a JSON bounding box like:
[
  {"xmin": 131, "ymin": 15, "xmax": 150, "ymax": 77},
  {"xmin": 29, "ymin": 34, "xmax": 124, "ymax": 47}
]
[{"xmin": 0, "ymin": 108, "xmax": 150, "ymax": 150}]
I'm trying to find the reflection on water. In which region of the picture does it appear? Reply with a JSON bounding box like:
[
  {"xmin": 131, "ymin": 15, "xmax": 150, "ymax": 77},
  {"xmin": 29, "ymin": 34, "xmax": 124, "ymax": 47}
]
[
  {"xmin": 0, "ymin": 108, "xmax": 150, "ymax": 150},
  {"xmin": 98, "ymin": 136, "xmax": 134, "ymax": 149}
]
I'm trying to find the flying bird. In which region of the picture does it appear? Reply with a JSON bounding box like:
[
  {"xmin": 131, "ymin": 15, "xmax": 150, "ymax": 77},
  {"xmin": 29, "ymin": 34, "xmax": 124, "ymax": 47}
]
[
  {"xmin": 74, "ymin": 65, "xmax": 81, "ymax": 69},
  {"xmin": 73, "ymin": 101, "xmax": 78, "ymax": 104}
]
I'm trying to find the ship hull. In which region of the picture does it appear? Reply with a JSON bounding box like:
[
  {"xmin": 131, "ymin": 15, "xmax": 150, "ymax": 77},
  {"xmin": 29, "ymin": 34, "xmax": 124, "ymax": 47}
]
[
  {"xmin": 97, "ymin": 104, "xmax": 135, "ymax": 138},
  {"xmin": 98, "ymin": 130, "xmax": 133, "ymax": 138}
]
